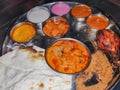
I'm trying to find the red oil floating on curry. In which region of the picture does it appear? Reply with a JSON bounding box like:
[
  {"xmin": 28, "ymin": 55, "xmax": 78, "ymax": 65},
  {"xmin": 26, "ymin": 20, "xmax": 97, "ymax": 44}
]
[
  {"xmin": 87, "ymin": 14, "xmax": 109, "ymax": 30},
  {"xmin": 42, "ymin": 16, "xmax": 69, "ymax": 38},
  {"xmin": 45, "ymin": 38, "xmax": 91, "ymax": 74},
  {"xmin": 2, "ymin": 2, "xmax": 120, "ymax": 90},
  {"xmin": 71, "ymin": 4, "xmax": 91, "ymax": 18}
]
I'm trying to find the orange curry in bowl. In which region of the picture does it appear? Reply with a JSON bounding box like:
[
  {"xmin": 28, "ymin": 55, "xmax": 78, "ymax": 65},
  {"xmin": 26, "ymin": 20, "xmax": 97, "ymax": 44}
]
[
  {"xmin": 45, "ymin": 38, "xmax": 91, "ymax": 74},
  {"xmin": 42, "ymin": 16, "xmax": 69, "ymax": 38},
  {"xmin": 10, "ymin": 22, "xmax": 37, "ymax": 43},
  {"xmin": 86, "ymin": 14, "xmax": 109, "ymax": 30},
  {"xmin": 71, "ymin": 4, "xmax": 91, "ymax": 18}
]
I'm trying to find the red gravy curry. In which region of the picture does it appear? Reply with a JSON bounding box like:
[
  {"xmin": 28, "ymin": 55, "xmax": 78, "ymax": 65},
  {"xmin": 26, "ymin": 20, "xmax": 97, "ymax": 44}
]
[{"xmin": 45, "ymin": 39, "xmax": 90, "ymax": 74}]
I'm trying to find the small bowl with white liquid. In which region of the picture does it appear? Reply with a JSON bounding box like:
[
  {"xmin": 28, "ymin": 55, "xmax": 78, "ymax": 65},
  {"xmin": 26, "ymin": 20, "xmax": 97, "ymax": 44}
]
[{"xmin": 27, "ymin": 6, "xmax": 50, "ymax": 23}]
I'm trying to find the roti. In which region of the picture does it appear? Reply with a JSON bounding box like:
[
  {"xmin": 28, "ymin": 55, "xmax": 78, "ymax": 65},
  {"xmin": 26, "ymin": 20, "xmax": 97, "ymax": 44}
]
[
  {"xmin": 0, "ymin": 46, "xmax": 45, "ymax": 71},
  {"xmin": 0, "ymin": 61, "xmax": 31, "ymax": 90},
  {"xmin": 76, "ymin": 50, "xmax": 114, "ymax": 90},
  {"xmin": 0, "ymin": 45, "xmax": 73, "ymax": 90},
  {"xmin": 10, "ymin": 70, "xmax": 72, "ymax": 90}
]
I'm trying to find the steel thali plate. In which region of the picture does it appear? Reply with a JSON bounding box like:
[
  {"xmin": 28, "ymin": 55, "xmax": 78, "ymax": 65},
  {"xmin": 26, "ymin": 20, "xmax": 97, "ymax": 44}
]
[{"xmin": 1, "ymin": 1, "xmax": 120, "ymax": 90}]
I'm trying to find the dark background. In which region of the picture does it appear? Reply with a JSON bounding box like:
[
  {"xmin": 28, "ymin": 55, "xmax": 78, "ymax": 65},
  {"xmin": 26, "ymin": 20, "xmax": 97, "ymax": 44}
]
[{"xmin": 0, "ymin": 0, "xmax": 120, "ymax": 90}]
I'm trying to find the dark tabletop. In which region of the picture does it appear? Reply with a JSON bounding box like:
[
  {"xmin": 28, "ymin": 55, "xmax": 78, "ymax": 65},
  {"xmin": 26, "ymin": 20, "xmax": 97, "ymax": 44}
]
[{"xmin": 0, "ymin": 0, "xmax": 120, "ymax": 90}]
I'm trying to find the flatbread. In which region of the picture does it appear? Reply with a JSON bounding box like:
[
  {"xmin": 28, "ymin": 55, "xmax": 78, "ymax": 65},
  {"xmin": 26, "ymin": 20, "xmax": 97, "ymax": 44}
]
[
  {"xmin": 0, "ymin": 45, "xmax": 73, "ymax": 90},
  {"xmin": 0, "ymin": 62, "xmax": 30, "ymax": 90},
  {"xmin": 76, "ymin": 50, "xmax": 114, "ymax": 90},
  {"xmin": 10, "ymin": 70, "xmax": 72, "ymax": 90},
  {"xmin": 0, "ymin": 46, "xmax": 45, "ymax": 71}
]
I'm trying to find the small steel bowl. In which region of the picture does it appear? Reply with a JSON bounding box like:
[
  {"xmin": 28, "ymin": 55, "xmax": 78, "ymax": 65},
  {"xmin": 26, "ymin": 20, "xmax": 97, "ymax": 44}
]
[
  {"xmin": 10, "ymin": 22, "xmax": 37, "ymax": 43},
  {"xmin": 26, "ymin": 6, "xmax": 50, "ymax": 24},
  {"xmin": 50, "ymin": 1, "xmax": 71, "ymax": 16},
  {"xmin": 71, "ymin": 4, "xmax": 92, "ymax": 22},
  {"xmin": 86, "ymin": 13, "xmax": 109, "ymax": 32},
  {"xmin": 45, "ymin": 38, "xmax": 91, "ymax": 74},
  {"xmin": 42, "ymin": 16, "xmax": 70, "ymax": 38}
]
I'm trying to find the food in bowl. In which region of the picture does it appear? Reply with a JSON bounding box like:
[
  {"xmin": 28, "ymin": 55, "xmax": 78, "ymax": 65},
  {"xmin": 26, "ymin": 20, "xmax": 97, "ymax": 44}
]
[
  {"xmin": 86, "ymin": 14, "xmax": 109, "ymax": 30},
  {"xmin": 27, "ymin": 6, "xmax": 50, "ymax": 23},
  {"xmin": 10, "ymin": 22, "xmax": 37, "ymax": 43},
  {"xmin": 51, "ymin": 2, "xmax": 70, "ymax": 16},
  {"xmin": 0, "ymin": 45, "xmax": 72, "ymax": 90},
  {"xmin": 42, "ymin": 16, "xmax": 69, "ymax": 38},
  {"xmin": 45, "ymin": 38, "xmax": 91, "ymax": 74},
  {"xmin": 71, "ymin": 4, "xmax": 91, "ymax": 18}
]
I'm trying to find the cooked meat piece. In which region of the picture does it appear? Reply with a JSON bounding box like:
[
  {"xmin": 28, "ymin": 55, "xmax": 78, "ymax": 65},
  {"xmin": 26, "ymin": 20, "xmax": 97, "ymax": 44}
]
[{"xmin": 96, "ymin": 29, "xmax": 119, "ymax": 57}]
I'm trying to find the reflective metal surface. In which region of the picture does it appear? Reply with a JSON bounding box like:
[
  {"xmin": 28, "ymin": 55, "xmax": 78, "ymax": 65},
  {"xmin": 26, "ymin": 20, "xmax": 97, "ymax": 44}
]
[{"xmin": 0, "ymin": 0, "xmax": 120, "ymax": 90}]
